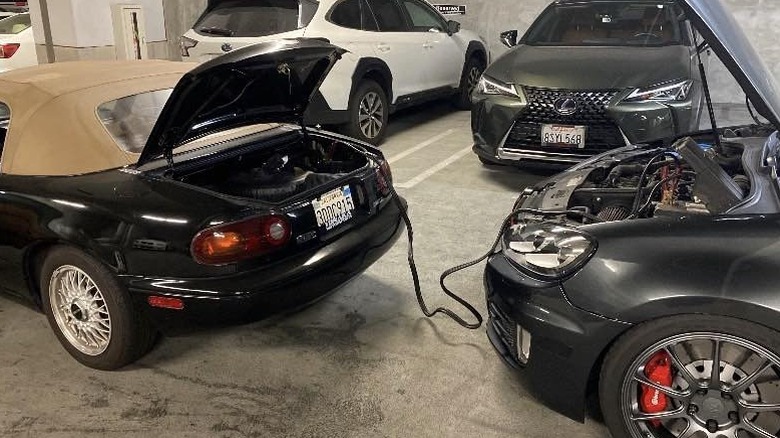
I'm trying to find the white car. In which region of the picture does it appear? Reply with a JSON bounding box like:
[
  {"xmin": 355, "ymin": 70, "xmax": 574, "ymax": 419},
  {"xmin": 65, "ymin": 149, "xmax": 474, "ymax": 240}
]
[
  {"xmin": 0, "ymin": 13, "xmax": 36, "ymax": 73},
  {"xmin": 181, "ymin": 0, "xmax": 488, "ymax": 144}
]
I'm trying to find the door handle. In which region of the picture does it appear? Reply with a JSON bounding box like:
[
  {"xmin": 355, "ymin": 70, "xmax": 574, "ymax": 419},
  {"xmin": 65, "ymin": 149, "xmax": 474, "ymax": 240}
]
[{"xmin": 377, "ymin": 44, "xmax": 391, "ymax": 52}]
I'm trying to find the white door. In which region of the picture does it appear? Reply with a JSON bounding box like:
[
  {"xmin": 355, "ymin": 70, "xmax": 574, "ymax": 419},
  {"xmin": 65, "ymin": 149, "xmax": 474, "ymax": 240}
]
[
  {"xmin": 397, "ymin": 0, "xmax": 462, "ymax": 89},
  {"xmin": 365, "ymin": 0, "xmax": 429, "ymax": 100}
]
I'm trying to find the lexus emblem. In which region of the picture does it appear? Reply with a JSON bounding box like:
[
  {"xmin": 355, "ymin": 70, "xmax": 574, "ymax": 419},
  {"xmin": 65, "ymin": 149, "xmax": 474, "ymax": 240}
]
[
  {"xmin": 554, "ymin": 97, "xmax": 578, "ymax": 116},
  {"xmin": 221, "ymin": 43, "xmax": 233, "ymax": 53}
]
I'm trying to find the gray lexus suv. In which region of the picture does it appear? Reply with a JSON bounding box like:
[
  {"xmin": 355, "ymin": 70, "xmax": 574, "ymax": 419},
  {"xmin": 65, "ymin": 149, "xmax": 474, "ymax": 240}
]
[{"xmin": 472, "ymin": 0, "xmax": 708, "ymax": 167}]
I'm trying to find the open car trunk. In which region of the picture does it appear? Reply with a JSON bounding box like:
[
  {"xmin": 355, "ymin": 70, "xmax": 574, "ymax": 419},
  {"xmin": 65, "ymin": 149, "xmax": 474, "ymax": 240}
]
[{"xmin": 174, "ymin": 131, "xmax": 372, "ymax": 204}]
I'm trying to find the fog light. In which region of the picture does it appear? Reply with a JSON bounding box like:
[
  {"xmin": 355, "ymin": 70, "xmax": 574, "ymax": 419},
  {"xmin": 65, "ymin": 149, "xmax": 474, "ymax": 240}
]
[{"xmin": 517, "ymin": 325, "xmax": 532, "ymax": 364}]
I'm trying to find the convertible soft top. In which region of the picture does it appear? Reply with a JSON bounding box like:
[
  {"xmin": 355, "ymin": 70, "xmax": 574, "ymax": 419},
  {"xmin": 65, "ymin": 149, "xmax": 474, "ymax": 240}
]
[{"xmin": 0, "ymin": 60, "xmax": 194, "ymax": 176}]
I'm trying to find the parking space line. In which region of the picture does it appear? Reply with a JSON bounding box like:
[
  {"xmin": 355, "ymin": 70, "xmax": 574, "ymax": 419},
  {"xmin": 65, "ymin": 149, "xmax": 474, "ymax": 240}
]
[
  {"xmin": 386, "ymin": 129, "xmax": 455, "ymax": 164},
  {"xmin": 395, "ymin": 145, "xmax": 473, "ymax": 189}
]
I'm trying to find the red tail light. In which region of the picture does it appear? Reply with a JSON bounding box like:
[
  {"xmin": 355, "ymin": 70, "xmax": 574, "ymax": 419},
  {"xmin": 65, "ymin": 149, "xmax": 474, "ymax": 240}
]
[
  {"xmin": 376, "ymin": 159, "xmax": 393, "ymax": 195},
  {"xmin": 191, "ymin": 215, "xmax": 291, "ymax": 265},
  {"xmin": 0, "ymin": 44, "xmax": 19, "ymax": 59}
]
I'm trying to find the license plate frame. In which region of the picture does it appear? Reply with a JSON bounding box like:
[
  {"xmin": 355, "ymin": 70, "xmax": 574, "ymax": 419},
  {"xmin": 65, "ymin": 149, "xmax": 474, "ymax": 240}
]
[
  {"xmin": 312, "ymin": 185, "xmax": 356, "ymax": 231},
  {"xmin": 541, "ymin": 124, "xmax": 587, "ymax": 148}
]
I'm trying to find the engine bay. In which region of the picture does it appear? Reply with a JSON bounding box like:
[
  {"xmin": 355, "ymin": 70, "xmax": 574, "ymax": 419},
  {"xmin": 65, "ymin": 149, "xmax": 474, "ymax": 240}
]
[{"xmin": 519, "ymin": 134, "xmax": 758, "ymax": 225}]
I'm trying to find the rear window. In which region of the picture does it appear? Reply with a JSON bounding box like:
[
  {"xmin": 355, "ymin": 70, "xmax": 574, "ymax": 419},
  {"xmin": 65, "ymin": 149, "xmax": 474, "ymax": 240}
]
[
  {"xmin": 0, "ymin": 13, "xmax": 30, "ymax": 34},
  {"xmin": 524, "ymin": 2, "xmax": 684, "ymax": 47},
  {"xmin": 97, "ymin": 89, "xmax": 172, "ymax": 154},
  {"xmin": 194, "ymin": 0, "xmax": 319, "ymax": 38}
]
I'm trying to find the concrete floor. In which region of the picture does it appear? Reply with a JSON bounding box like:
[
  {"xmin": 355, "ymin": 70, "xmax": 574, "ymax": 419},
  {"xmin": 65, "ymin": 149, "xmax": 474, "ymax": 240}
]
[{"xmin": 0, "ymin": 103, "xmax": 620, "ymax": 438}]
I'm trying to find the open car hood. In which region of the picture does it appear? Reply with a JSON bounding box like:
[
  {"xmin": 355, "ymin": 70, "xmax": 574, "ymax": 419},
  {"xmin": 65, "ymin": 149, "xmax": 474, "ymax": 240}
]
[
  {"xmin": 679, "ymin": 0, "xmax": 780, "ymax": 130},
  {"xmin": 137, "ymin": 39, "xmax": 345, "ymax": 168}
]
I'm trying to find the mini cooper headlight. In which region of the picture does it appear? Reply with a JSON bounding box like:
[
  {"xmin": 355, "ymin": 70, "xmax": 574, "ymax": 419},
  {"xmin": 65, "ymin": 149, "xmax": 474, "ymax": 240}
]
[
  {"xmin": 625, "ymin": 79, "xmax": 694, "ymax": 102},
  {"xmin": 477, "ymin": 75, "xmax": 520, "ymax": 98},
  {"xmin": 503, "ymin": 220, "xmax": 597, "ymax": 278}
]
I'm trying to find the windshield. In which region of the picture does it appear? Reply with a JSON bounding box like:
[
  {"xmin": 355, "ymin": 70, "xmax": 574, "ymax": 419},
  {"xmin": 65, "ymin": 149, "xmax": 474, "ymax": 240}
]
[
  {"xmin": 194, "ymin": 0, "xmax": 319, "ymax": 37},
  {"xmin": 0, "ymin": 13, "xmax": 30, "ymax": 34},
  {"xmin": 524, "ymin": 2, "xmax": 684, "ymax": 47}
]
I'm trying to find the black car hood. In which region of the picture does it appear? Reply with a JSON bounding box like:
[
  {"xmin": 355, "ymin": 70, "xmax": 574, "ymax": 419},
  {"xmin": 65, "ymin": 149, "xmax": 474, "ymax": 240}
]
[
  {"xmin": 137, "ymin": 39, "xmax": 345, "ymax": 168},
  {"xmin": 489, "ymin": 45, "xmax": 691, "ymax": 90},
  {"xmin": 678, "ymin": 0, "xmax": 780, "ymax": 130}
]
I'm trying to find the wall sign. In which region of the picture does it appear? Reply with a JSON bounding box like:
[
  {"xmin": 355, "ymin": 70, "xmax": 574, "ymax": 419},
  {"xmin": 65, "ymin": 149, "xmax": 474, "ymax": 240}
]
[{"xmin": 434, "ymin": 4, "xmax": 466, "ymax": 15}]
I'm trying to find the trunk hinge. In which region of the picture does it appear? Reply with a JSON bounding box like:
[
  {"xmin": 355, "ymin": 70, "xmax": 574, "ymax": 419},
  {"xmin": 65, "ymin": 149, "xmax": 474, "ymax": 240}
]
[
  {"xmin": 160, "ymin": 130, "xmax": 176, "ymax": 174},
  {"xmin": 300, "ymin": 115, "xmax": 311, "ymax": 143},
  {"xmin": 164, "ymin": 147, "xmax": 174, "ymax": 172}
]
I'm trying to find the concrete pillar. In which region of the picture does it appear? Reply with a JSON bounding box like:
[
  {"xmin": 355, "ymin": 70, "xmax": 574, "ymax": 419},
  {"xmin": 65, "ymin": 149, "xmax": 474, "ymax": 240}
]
[
  {"xmin": 28, "ymin": 0, "xmax": 170, "ymax": 62},
  {"xmin": 162, "ymin": 0, "xmax": 207, "ymax": 61}
]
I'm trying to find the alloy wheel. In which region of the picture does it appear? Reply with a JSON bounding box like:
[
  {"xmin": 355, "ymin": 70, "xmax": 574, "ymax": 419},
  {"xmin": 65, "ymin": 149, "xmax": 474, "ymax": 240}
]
[
  {"xmin": 467, "ymin": 66, "xmax": 482, "ymax": 96},
  {"xmin": 620, "ymin": 332, "xmax": 780, "ymax": 438},
  {"xmin": 358, "ymin": 91, "xmax": 384, "ymax": 139},
  {"xmin": 49, "ymin": 265, "xmax": 112, "ymax": 356}
]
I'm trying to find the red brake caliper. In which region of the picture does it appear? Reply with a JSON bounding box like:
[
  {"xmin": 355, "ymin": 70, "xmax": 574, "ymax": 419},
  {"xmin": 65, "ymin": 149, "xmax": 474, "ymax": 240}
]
[{"xmin": 640, "ymin": 350, "xmax": 673, "ymax": 427}]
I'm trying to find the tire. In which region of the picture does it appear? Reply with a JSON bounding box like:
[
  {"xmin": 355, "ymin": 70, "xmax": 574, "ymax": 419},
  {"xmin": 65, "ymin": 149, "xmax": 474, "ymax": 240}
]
[
  {"xmin": 600, "ymin": 315, "xmax": 780, "ymax": 438},
  {"xmin": 41, "ymin": 246, "xmax": 157, "ymax": 370},
  {"xmin": 454, "ymin": 56, "xmax": 485, "ymax": 110},
  {"xmin": 343, "ymin": 79, "xmax": 389, "ymax": 145}
]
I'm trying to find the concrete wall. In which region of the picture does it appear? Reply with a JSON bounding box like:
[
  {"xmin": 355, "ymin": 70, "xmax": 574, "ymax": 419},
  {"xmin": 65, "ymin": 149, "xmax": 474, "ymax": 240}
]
[
  {"xmin": 453, "ymin": 0, "xmax": 780, "ymax": 104},
  {"xmin": 29, "ymin": 0, "xmax": 169, "ymax": 61},
  {"xmin": 162, "ymin": 0, "xmax": 207, "ymax": 61}
]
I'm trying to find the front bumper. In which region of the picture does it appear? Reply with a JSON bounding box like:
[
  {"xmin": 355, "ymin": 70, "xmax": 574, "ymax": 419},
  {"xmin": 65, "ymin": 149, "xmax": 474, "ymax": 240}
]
[
  {"xmin": 123, "ymin": 198, "xmax": 406, "ymax": 333},
  {"xmin": 471, "ymin": 87, "xmax": 698, "ymax": 167},
  {"xmin": 484, "ymin": 254, "xmax": 631, "ymax": 422}
]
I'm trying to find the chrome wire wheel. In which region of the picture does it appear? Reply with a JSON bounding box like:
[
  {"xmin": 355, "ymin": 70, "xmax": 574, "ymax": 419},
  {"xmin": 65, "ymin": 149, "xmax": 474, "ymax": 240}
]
[
  {"xmin": 49, "ymin": 265, "xmax": 112, "ymax": 356},
  {"xmin": 358, "ymin": 91, "xmax": 384, "ymax": 139},
  {"xmin": 466, "ymin": 65, "xmax": 482, "ymax": 95},
  {"xmin": 621, "ymin": 332, "xmax": 780, "ymax": 438}
]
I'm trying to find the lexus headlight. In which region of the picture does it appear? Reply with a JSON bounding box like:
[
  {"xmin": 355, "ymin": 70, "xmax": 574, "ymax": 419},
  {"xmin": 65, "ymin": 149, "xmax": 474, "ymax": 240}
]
[
  {"xmin": 625, "ymin": 79, "xmax": 693, "ymax": 103},
  {"xmin": 503, "ymin": 220, "xmax": 596, "ymax": 278},
  {"xmin": 477, "ymin": 75, "xmax": 520, "ymax": 98}
]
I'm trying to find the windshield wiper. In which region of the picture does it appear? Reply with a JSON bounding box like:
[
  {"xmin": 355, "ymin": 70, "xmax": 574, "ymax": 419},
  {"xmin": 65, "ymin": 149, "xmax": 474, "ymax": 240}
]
[{"xmin": 198, "ymin": 27, "xmax": 234, "ymax": 37}]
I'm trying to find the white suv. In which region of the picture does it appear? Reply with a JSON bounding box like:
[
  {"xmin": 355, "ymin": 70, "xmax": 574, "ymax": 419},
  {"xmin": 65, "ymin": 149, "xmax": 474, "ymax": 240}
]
[{"xmin": 181, "ymin": 0, "xmax": 488, "ymax": 144}]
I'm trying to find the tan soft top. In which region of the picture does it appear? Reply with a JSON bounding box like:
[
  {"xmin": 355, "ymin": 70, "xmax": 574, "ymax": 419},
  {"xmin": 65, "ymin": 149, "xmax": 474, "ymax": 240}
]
[{"xmin": 0, "ymin": 60, "xmax": 196, "ymax": 176}]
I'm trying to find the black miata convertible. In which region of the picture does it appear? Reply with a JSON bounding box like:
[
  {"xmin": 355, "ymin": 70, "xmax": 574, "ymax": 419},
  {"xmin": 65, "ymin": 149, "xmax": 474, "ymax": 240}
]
[
  {"xmin": 485, "ymin": 1, "xmax": 780, "ymax": 437},
  {"xmin": 0, "ymin": 39, "xmax": 404, "ymax": 370}
]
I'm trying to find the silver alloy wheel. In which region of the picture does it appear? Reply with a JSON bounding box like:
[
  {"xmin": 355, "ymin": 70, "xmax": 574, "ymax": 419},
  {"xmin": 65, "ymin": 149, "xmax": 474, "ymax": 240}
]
[
  {"xmin": 466, "ymin": 66, "xmax": 482, "ymax": 95},
  {"xmin": 620, "ymin": 332, "xmax": 780, "ymax": 438},
  {"xmin": 358, "ymin": 91, "xmax": 384, "ymax": 139},
  {"xmin": 49, "ymin": 265, "xmax": 112, "ymax": 356}
]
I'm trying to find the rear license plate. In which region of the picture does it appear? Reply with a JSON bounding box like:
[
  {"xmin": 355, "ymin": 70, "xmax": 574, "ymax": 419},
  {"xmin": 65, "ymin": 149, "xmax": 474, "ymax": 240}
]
[
  {"xmin": 541, "ymin": 124, "xmax": 587, "ymax": 148},
  {"xmin": 312, "ymin": 185, "xmax": 356, "ymax": 231}
]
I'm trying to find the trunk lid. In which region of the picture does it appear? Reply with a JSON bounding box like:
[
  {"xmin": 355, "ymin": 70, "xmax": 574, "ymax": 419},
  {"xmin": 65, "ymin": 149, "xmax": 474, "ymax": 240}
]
[{"xmin": 137, "ymin": 38, "xmax": 345, "ymax": 167}]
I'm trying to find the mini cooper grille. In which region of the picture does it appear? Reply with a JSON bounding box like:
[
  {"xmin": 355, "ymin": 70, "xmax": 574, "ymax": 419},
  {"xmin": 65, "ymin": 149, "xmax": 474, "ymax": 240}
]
[
  {"xmin": 488, "ymin": 302, "xmax": 517, "ymax": 361},
  {"xmin": 503, "ymin": 87, "xmax": 625, "ymax": 155}
]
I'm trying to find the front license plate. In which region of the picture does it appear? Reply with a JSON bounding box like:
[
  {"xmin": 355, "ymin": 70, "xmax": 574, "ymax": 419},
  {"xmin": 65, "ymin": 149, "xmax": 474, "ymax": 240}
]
[
  {"xmin": 541, "ymin": 124, "xmax": 587, "ymax": 148},
  {"xmin": 312, "ymin": 185, "xmax": 356, "ymax": 231}
]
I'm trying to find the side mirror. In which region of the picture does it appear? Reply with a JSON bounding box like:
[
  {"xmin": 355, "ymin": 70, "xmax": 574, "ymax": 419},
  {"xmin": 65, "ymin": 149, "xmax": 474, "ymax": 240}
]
[
  {"xmin": 500, "ymin": 30, "xmax": 518, "ymax": 48},
  {"xmin": 447, "ymin": 20, "xmax": 461, "ymax": 35}
]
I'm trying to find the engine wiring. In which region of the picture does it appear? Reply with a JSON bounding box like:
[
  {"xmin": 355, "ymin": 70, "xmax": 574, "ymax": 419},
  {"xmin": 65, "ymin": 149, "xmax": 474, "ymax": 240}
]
[{"xmin": 629, "ymin": 150, "xmax": 681, "ymax": 217}]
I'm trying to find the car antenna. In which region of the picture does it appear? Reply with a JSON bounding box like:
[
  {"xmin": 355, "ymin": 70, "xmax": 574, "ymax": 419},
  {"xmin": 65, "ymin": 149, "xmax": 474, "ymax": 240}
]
[{"xmin": 694, "ymin": 31, "xmax": 722, "ymax": 150}]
